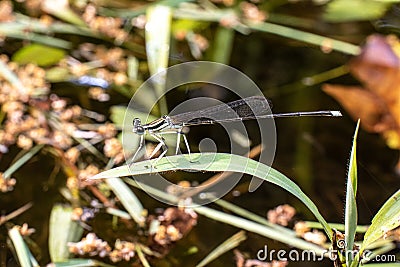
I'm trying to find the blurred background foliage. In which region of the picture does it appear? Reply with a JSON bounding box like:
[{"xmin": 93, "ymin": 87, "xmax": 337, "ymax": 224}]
[{"xmin": 0, "ymin": 0, "xmax": 400, "ymax": 266}]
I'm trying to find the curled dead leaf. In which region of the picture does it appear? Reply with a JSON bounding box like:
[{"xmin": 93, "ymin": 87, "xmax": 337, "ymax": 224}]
[
  {"xmin": 323, "ymin": 34, "xmax": 400, "ymax": 150},
  {"xmin": 323, "ymin": 85, "xmax": 397, "ymax": 133}
]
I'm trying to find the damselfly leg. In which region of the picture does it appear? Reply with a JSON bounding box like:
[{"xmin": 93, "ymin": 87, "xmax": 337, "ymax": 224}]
[
  {"xmin": 175, "ymin": 128, "xmax": 193, "ymax": 162},
  {"xmin": 129, "ymin": 128, "xmax": 193, "ymax": 169},
  {"xmin": 147, "ymin": 133, "xmax": 168, "ymax": 168},
  {"xmin": 129, "ymin": 135, "xmax": 144, "ymax": 167}
]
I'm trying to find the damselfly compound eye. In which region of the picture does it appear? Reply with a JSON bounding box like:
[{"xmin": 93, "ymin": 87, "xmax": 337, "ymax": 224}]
[
  {"xmin": 132, "ymin": 118, "xmax": 144, "ymax": 134},
  {"xmin": 133, "ymin": 118, "xmax": 141, "ymax": 127}
]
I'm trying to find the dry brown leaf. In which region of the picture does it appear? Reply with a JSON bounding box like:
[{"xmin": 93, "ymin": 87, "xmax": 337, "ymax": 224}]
[
  {"xmin": 323, "ymin": 85, "xmax": 396, "ymax": 133},
  {"xmin": 323, "ymin": 34, "xmax": 400, "ymax": 150},
  {"xmin": 349, "ymin": 35, "xmax": 400, "ymax": 131}
]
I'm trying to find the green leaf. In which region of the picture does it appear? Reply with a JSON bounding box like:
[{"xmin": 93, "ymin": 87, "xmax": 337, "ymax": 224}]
[
  {"xmin": 8, "ymin": 227, "xmax": 33, "ymax": 267},
  {"xmin": 323, "ymin": 0, "xmax": 391, "ymax": 22},
  {"xmin": 106, "ymin": 207, "xmax": 131, "ymax": 219},
  {"xmin": 0, "ymin": 24, "xmax": 72, "ymax": 49},
  {"xmin": 194, "ymin": 204, "xmax": 327, "ymax": 254},
  {"xmin": 196, "ymin": 231, "xmax": 246, "ymax": 267},
  {"xmin": 360, "ymin": 189, "xmax": 400, "ymax": 251},
  {"xmin": 303, "ymin": 221, "xmax": 368, "ymax": 233},
  {"xmin": 45, "ymin": 67, "xmax": 71, "ymax": 82},
  {"xmin": 146, "ymin": 5, "xmax": 172, "ymax": 115},
  {"xmin": 92, "ymin": 152, "xmax": 332, "ymax": 237},
  {"xmin": 99, "ymin": 0, "xmax": 194, "ymax": 18},
  {"xmin": 105, "ymin": 177, "xmax": 146, "ymax": 226},
  {"xmin": 13, "ymin": 44, "xmax": 66, "ymax": 67},
  {"xmin": 127, "ymin": 56, "xmax": 139, "ymax": 81},
  {"xmin": 345, "ymin": 120, "xmax": 359, "ymax": 266},
  {"xmin": 211, "ymin": 26, "xmax": 234, "ymax": 64},
  {"xmin": 3, "ymin": 144, "xmax": 44, "ymax": 179},
  {"xmin": 43, "ymin": 7, "xmax": 86, "ymax": 26},
  {"xmin": 247, "ymin": 21, "xmax": 360, "ymax": 55},
  {"xmin": 51, "ymin": 259, "xmax": 115, "ymax": 267},
  {"xmin": 171, "ymin": 19, "xmax": 209, "ymax": 35},
  {"xmin": 49, "ymin": 204, "xmax": 84, "ymax": 262},
  {"xmin": 135, "ymin": 245, "xmax": 151, "ymax": 267},
  {"xmin": 124, "ymin": 178, "xmax": 328, "ymax": 253},
  {"xmin": 214, "ymin": 199, "xmax": 296, "ymax": 236}
]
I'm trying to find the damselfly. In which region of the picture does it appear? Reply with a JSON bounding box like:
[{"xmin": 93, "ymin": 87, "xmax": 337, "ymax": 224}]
[{"xmin": 130, "ymin": 96, "xmax": 342, "ymax": 166}]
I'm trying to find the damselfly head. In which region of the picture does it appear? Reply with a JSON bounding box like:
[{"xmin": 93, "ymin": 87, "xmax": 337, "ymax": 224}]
[{"xmin": 133, "ymin": 118, "xmax": 144, "ymax": 134}]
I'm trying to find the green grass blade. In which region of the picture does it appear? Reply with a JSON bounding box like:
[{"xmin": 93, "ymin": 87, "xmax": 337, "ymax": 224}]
[
  {"xmin": 246, "ymin": 21, "xmax": 360, "ymax": 55},
  {"xmin": 194, "ymin": 205, "xmax": 327, "ymax": 254},
  {"xmin": 360, "ymin": 188, "xmax": 400, "ymax": 251},
  {"xmin": 8, "ymin": 227, "xmax": 33, "ymax": 267},
  {"xmin": 106, "ymin": 207, "xmax": 131, "ymax": 220},
  {"xmin": 52, "ymin": 259, "xmax": 115, "ymax": 267},
  {"xmin": 43, "ymin": 6, "xmax": 86, "ymax": 26},
  {"xmin": 135, "ymin": 245, "xmax": 151, "ymax": 267},
  {"xmin": 49, "ymin": 204, "xmax": 84, "ymax": 262},
  {"xmin": 3, "ymin": 33, "xmax": 71, "ymax": 49},
  {"xmin": 304, "ymin": 221, "xmax": 368, "ymax": 233},
  {"xmin": 146, "ymin": 5, "xmax": 172, "ymax": 76},
  {"xmin": 345, "ymin": 121, "xmax": 360, "ymax": 266},
  {"xmin": 99, "ymin": 0, "xmax": 194, "ymax": 18},
  {"xmin": 92, "ymin": 153, "xmax": 332, "ymax": 237},
  {"xmin": 171, "ymin": 6, "xmax": 360, "ymax": 55},
  {"xmin": 3, "ymin": 144, "xmax": 44, "ymax": 179},
  {"xmin": 145, "ymin": 5, "xmax": 171, "ymax": 115},
  {"xmin": 123, "ymin": 178, "xmax": 327, "ymax": 253},
  {"xmin": 28, "ymin": 250, "xmax": 39, "ymax": 267},
  {"xmin": 6, "ymin": 14, "xmax": 91, "ymax": 35},
  {"xmin": 105, "ymin": 178, "xmax": 146, "ymax": 226},
  {"xmin": 127, "ymin": 56, "xmax": 139, "ymax": 82},
  {"xmin": 211, "ymin": 26, "xmax": 234, "ymax": 64},
  {"xmin": 195, "ymin": 231, "xmax": 246, "ymax": 267},
  {"xmin": 214, "ymin": 199, "xmax": 296, "ymax": 236}
]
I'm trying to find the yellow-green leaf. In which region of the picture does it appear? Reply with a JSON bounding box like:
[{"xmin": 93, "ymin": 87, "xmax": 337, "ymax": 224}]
[
  {"xmin": 13, "ymin": 44, "xmax": 66, "ymax": 67},
  {"xmin": 324, "ymin": 0, "xmax": 390, "ymax": 22}
]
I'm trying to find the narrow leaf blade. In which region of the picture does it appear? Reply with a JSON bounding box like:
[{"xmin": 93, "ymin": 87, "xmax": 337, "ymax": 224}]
[
  {"xmin": 106, "ymin": 177, "xmax": 146, "ymax": 226},
  {"xmin": 361, "ymin": 189, "xmax": 400, "ymax": 251},
  {"xmin": 345, "ymin": 121, "xmax": 360, "ymax": 266},
  {"xmin": 8, "ymin": 227, "xmax": 33, "ymax": 267},
  {"xmin": 91, "ymin": 153, "xmax": 332, "ymax": 237},
  {"xmin": 196, "ymin": 231, "xmax": 246, "ymax": 267}
]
